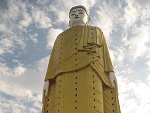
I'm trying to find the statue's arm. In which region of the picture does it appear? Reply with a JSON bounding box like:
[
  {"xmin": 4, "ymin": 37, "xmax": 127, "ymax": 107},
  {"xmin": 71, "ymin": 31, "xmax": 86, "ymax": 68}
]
[
  {"xmin": 98, "ymin": 28, "xmax": 117, "ymax": 88},
  {"xmin": 42, "ymin": 36, "xmax": 58, "ymax": 103},
  {"xmin": 42, "ymin": 53, "xmax": 53, "ymax": 103},
  {"xmin": 42, "ymin": 80, "xmax": 49, "ymax": 103},
  {"xmin": 109, "ymin": 72, "xmax": 118, "ymax": 88}
]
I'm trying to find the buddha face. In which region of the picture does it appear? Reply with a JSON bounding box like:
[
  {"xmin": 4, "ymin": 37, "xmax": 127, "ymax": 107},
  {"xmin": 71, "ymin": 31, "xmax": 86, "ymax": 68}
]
[{"xmin": 69, "ymin": 7, "xmax": 89, "ymax": 27}]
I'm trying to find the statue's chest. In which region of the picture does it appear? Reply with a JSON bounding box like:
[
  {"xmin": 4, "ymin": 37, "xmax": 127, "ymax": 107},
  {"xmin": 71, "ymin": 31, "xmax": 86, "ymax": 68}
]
[{"xmin": 57, "ymin": 26, "xmax": 98, "ymax": 48}]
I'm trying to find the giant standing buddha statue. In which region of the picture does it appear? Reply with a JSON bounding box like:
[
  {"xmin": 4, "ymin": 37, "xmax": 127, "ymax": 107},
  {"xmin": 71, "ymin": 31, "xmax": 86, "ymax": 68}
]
[{"xmin": 42, "ymin": 5, "xmax": 121, "ymax": 113}]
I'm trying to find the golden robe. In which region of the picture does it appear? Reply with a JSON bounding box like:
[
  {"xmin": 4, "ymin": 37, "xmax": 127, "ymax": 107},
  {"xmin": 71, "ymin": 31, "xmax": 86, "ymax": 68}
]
[{"xmin": 42, "ymin": 25, "xmax": 121, "ymax": 113}]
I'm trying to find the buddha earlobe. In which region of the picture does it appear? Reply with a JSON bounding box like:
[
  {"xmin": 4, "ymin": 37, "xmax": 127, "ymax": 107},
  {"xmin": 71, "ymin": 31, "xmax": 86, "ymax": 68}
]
[
  {"xmin": 89, "ymin": 17, "xmax": 91, "ymax": 22},
  {"xmin": 69, "ymin": 20, "xmax": 71, "ymax": 27},
  {"xmin": 86, "ymin": 16, "xmax": 91, "ymax": 25},
  {"xmin": 88, "ymin": 16, "xmax": 91, "ymax": 23}
]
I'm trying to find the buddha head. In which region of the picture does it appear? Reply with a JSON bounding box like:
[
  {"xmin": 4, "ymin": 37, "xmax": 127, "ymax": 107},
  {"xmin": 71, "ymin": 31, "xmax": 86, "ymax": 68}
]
[{"xmin": 69, "ymin": 5, "xmax": 90, "ymax": 27}]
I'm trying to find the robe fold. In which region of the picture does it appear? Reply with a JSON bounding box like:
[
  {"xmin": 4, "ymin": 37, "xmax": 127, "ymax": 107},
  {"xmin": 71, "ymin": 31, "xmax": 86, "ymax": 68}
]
[{"xmin": 42, "ymin": 25, "xmax": 121, "ymax": 113}]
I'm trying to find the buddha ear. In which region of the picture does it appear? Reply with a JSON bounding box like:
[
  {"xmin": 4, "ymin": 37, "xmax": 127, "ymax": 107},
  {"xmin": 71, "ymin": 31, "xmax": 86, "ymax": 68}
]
[
  {"xmin": 88, "ymin": 16, "xmax": 91, "ymax": 23},
  {"xmin": 69, "ymin": 20, "xmax": 71, "ymax": 27},
  {"xmin": 86, "ymin": 16, "xmax": 91, "ymax": 25},
  {"xmin": 69, "ymin": 20, "xmax": 72, "ymax": 27}
]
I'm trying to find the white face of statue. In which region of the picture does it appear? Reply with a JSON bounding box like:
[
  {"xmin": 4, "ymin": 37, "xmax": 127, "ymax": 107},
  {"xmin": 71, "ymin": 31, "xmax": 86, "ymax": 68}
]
[{"xmin": 69, "ymin": 7, "xmax": 89, "ymax": 27}]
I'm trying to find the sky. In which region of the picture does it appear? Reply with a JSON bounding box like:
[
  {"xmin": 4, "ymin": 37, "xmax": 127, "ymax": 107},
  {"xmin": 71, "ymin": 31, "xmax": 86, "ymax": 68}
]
[{"xmin": 0, "ymin": 0, "xmax": 150, "ymax": 113}]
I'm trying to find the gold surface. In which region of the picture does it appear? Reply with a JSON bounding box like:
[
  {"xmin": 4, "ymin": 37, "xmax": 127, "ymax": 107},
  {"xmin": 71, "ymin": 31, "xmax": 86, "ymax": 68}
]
[
  {"xmin": 42, "ymin": 25, "xmax": 121, "ymax": 113},
  {"xmin": 42, "ymin": 66, "xmax": 121, "ymax": 113},
  {"xmin": 45, "ymin": 26, "xmax": 114, "ymax": 81}
]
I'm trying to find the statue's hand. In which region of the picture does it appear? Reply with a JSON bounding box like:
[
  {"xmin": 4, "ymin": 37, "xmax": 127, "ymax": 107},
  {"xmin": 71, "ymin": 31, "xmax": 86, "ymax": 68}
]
[
  {"xmin": 42, "ymin": 80, "xmax": 49, "ymax": 103},
  {"xmin": 109, "ymin": 72, "xmax": 117, "ymax": 88}
]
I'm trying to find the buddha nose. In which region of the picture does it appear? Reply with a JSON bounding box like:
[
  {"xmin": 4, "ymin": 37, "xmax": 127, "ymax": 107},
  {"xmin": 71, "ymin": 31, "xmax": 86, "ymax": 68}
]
[
  {"xmin": 75, "ymin": 14, "xmax": 78, "ymax": 17},
  {"xmin": 75, "ymin": 12, "xmax": 79, "ymax": 17}
]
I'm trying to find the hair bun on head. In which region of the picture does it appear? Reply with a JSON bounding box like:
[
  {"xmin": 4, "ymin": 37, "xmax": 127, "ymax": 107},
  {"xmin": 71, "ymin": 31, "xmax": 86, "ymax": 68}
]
[{"xmin": 69, "ymin": 5, "xmax": 88, "ymax": 15}]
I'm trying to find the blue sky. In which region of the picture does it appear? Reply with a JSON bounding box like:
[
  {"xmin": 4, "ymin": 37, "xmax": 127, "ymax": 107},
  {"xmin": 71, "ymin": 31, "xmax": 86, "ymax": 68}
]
[{"xmin": 0, "ymin": 0, "xmax": 150, "ymax": 113}]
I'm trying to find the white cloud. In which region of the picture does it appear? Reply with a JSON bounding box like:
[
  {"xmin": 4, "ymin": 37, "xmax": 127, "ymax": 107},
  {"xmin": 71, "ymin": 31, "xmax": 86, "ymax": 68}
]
[
  {"xmin": 49, "ymin": 3, "xmax": 69, "ymax": 24},
  {"xmin": 146, "ymin": 60, "xmax": 150, "ymax": 71},
  {"xmin": 17, "ymin": 0, "xmax": 32, "ymax": 29},
  {"xmin": 6, "ymin": 0, "xmax": 20, "ymax": 20},
  {"xmin": 49, "ymin": 0, "xmax": 96, "ymax": 24},
  {"xmin": 136, "ymin": 0, "xmax": 150, "ymax": 8},
  {"xmin": 0, "ymin": 24, "xmax": 8, "ymax": 33},
  {"xmin": 95, "ymin": 10, "xmax": 113, "ymax": 39},
  {"xmin": 118, "ymin": 76, "xmax": 150, "ymax": 113},
  {"xmin": 147, "ymin": 74, "xmax": 150, "ymax": 80},
  {"xmin": 140, "ymin": 9, "xmax": 150, "ymax": 24},
  {"xmin": 33, "ymin": 100, "xmax": 42, "ymax": 110},
  {"xmin": 0, "ymin": 97, "xmax": 27, "ymax": 113},
  {"xmin": 0, "ymin": 96, "xmax": 35, "ymax": 113},
  {"xmin": 0, "ymin": 56, "xmax": 49, "ymax": 96},
  {"xmin": 0, "ymin": 80, "xmax": 33, "ymax": 98},
  {"xmin": 92, "ymin": 2, "xmax": 120, "ymax": 41},
  {"xmin": 1, "ymin": 0, "xmax": 30, "ymax": 31},
  {"xmin": 0, "ymin": 0, "xmax": 31, "ymax": 55},
  {"xmin": 123, "ymin": 0, "xmax": 150, "ymax": 31},
  {"xmin": 0, "ymin": 36, "xmax": 25, "ymax": 56},
  {"xmin": 124, "ymin": 25, "xmax": 150, "ymax": 60},
  {"xmin": 0, "ymin": 56, "xmax": 49, "ymax": 112},
  {"xmin": 0, "ymin": 63, "xmax": 13, "ymax": 77},
  {"xmin": 109, "ymin": 50, "xmax": 115, "ymax": 64},
  {"xmin": 112, "ymin": 47, "xmax": 126, "ymax": 67},
  {"xmin": 31, "ymin": 7, "xmax": 51, "ymax": 28},
  {"xmin": 46, "ymin": 28, "xmax": 63, "ymax": 48},
  {"xmin": 0, "ymin": 0, "xmax": 53, "ymax": 56},
  {"xmin": 29, "ymin": 33, "xmax": 38, "ymax": 43},
  {"xmin": 147, "ymin": 74, "xmax": 150, "ymax": 86},
  {"xmin": 123, "ymin": 0, "xmax": 139, "ymax": 29},
  {"xmin": 0, "ymin": 108, "xmax": 3, "ymax": 113},
  {"xmin": 0, "ymin": 38, "xmax": 14, "ymax": 55},
  {"xmin": 0, "ymin": 64, "xmax": 26, "ymax": 78},
  {"xmin": 14, "ymin": 66, "xmax": 26, "ymax": 76},
  {"xmin": 120, "ymin": 0, "xmax": 150, "ymax": 62},
  {"xmin": 122, "ymin": 98, "xmax": 138, "ymax": 113},
  {"xmin": 19, "ymin": 12, "xmax": 32, "ymax": 28},
  {"xmin": 29, "ymin": 108, "xmax": 39, "ymax": 113},
  {"xmin": 0, "ymin": 49, "xmax": 4, "ymax": 55},
  {"xmin": 12, "ymin": 107, "xmax": 21, "ymax": 113}
]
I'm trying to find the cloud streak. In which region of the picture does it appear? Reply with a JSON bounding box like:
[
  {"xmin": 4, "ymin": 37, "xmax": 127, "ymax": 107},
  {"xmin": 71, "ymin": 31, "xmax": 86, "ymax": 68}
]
[{"xmin": 0, "ymin": 56, "xmax": 48, "ymax": 112}]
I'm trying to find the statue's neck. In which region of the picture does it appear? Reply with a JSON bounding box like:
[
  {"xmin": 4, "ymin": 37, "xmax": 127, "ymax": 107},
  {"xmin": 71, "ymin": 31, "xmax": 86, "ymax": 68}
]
[
  {"xmin": 71, "ymin": 22, "xmax": 87, "ymax": 27},
  {"xmin": 72, "ymin": 23, "xmax": 86, "ymax": 26}
]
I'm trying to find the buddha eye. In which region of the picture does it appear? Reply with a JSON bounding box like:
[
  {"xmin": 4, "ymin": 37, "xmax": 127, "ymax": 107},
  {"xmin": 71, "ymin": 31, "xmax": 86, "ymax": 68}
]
[
  {"xmin": 79, "ymin": 12, "xmax": 84, "ymax": 14},
  {"xmin": 71, "ymin": 13, "xmax": 75, "ymax": 16}
]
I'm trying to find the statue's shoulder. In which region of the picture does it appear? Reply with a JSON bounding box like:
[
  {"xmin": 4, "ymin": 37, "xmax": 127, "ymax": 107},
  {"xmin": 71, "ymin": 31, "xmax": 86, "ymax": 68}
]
[
  {"xmin": 55, "ymin": 27, "xmax": 72, "ymax": 42},
  {"xmin": 93, "ymin": 26, "xmax": 103, "ymax": 32},
  {"xmin": 57, "ymin": 26, "xmax": 103, "ymax": 36},
  {"xmin": 87, "ymin": 25, "xmax": 103, "ymax": 32},
  {"xmin": 57, "ymin": 27, "xmax": 71, "ymax": 37}
]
